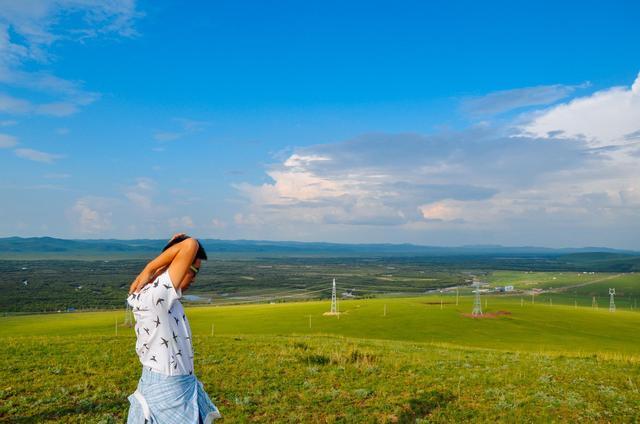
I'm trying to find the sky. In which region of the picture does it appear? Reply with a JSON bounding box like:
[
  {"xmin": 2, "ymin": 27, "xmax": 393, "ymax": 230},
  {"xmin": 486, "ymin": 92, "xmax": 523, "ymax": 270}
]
[{"xmin": 0, "ymin": 0, "xmax": 639, "ymax": 249}]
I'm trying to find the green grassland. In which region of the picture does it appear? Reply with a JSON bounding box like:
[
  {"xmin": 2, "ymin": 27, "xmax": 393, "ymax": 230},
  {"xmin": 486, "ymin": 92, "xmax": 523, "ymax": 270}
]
[
  {"xmin": 484, "ymin": 271, "xmax": 640, "ymax": 309},
  {"xmin": 3, "ymin": 280, "xmax": 640, "ymax": 423}
]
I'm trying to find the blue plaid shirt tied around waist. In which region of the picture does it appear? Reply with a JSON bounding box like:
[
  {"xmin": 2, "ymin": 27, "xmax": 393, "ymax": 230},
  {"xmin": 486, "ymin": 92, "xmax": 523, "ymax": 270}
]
[{"xmin": 127, "ymin": 367, "xmax": 221, "ymax": 423}]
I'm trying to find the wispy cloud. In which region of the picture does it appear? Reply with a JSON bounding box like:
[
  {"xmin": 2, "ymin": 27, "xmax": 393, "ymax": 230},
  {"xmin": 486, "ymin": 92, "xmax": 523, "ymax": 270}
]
[
  {"xmin": 461, "ymin": 83, "xmax": 587, "ymax": 116},
  {"xmin": 14, "ymin": 148, "xmax": 64, "ymax": 163},
  {"xmin": 0, "ymin": 133, "xmax": 17, "ymax": 148},
  {"xmin": 153, "ymin": 118, "xmax": 209, "ymax": 142},
  {"xmin": 44, "ymin": 173, "xmax": 71, "ymax": 179},
  {"xmin": 0, "ymin": 1, "xmax": 140, "ymax": 117},
  {"xmin": 0, "ymin": 93, "xmax": 31, "ymax": 114}
]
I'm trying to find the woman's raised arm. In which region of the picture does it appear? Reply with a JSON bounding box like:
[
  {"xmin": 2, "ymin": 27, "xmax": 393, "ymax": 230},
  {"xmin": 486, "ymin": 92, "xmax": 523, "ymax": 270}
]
[{"xmin": 128, "ymin": 238, "xmax": 198, "ymax": 293}]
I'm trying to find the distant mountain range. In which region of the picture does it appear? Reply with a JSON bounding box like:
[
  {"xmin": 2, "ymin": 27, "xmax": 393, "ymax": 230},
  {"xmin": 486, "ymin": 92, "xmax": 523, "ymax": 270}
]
[{"xmin": 0, "ymin": 236, "xmax": 637, "ymax": 257}]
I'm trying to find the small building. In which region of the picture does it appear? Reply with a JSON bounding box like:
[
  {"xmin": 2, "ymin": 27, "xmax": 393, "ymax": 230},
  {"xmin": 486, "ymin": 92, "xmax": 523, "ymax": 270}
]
[{"xmin": 341, "ymin": 290, "xmax": 356, "ymax": 298}]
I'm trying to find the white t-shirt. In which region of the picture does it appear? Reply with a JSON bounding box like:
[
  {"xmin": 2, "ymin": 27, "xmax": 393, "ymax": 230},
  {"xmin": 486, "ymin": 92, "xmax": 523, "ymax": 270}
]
[{"xmin": 127, "ymin": 270, "xmax": 195, "ymax": 376}]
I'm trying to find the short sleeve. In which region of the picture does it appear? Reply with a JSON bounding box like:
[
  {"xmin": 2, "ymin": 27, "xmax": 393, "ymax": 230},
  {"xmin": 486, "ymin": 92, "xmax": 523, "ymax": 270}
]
[{"xmin": 151, "ymin": 271, "xmax": 182, "ymax": 311}]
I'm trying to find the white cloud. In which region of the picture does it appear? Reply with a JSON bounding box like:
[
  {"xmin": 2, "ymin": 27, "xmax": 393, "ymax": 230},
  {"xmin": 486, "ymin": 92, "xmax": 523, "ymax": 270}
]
[
  {"xmin": 233, "ymin": 74, "xmax": 640, "ymax": 246},
  {"xmin": 69, "ymin": 196, "xmax": 113, "ymax": 233},
  {"xmin": 124, "ymin": 177, "xmax": 155, "ymax": 209},
  {"xmin": 168, "ymin": 215, "xmax": 194, "ymax": 229},
  {"xmin": 14, "ymin": 147, "xmax": 63, "ymax": 163},
  {"xmin": 210, "ymin": 218, "xmax": 227, "ymax": 229},
  {"xmin": 0, "ymin": 119, "xmax": 17, "ymax": 126},
  {"xmin": 0, "ymin": 133, "xmax": 17, "ymax": 148},
  {"xmin": 521, "ymin": 72, "xmax": 640, "ymax": 148},
  {"xmin": 419, "ymin": 201, "xmax": 464, "ymax": 221}
]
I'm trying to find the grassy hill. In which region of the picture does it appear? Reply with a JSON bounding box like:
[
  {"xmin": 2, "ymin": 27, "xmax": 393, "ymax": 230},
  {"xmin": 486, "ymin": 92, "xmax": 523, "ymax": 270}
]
[{"xmin": 2, "ymin": 295, "xmax": 640, "ymax": 422}]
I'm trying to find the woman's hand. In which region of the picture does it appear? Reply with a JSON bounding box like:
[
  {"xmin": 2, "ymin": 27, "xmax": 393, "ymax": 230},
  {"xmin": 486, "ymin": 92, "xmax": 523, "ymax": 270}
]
[
  {"xmin": 129, "ymin": 265, "xmax": 170, "ymax": 294},
  {"xmin": 129, "ymin": 268, "xmax": 150, "ymax": 294}
]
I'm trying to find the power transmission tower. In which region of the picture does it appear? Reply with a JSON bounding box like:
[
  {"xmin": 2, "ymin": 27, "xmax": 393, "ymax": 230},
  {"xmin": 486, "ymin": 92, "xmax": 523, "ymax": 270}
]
[
  {"xmin": 472, "ymin": 279, "xmax": 483, "ymax": 316},
  {"xmin": 609, "ymin": 288, "xmax": 616, "ymax": 312},
  {"xmin": 323, "ymin": 278, "xmax": 340, "ymax": 316},
  {"xmin": 325, "ymin": 278, "xmax": 339, "ymax": 315}
]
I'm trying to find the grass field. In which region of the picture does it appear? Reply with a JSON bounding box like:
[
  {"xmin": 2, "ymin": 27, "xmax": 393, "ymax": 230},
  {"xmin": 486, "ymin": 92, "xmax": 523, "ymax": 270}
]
[{"xmin": 2, "ymin": 271, "xmax": 640, "ymax": 422}]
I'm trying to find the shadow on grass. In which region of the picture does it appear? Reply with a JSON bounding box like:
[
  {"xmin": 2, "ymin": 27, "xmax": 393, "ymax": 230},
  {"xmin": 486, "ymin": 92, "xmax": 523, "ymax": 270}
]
[
  {"xmin": 6, "ymin": 400, "xmax": 126, "ymax": 423},
  {"xmin": 398, "ymin": 389, "xmax": 456, "ymax": 423}
]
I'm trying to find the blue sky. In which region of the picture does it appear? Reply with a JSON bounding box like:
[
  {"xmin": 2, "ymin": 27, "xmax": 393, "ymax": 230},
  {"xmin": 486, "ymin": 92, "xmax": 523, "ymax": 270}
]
[{"xmin": 0, "ymin": 1, "xmax": 639, "ymax": 248}]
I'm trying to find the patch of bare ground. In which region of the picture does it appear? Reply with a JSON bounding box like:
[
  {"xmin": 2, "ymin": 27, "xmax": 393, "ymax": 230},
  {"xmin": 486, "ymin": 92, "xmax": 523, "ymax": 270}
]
[{"xmin": 462, "ymin": 310, "xmax": 512, "ymax": 319}]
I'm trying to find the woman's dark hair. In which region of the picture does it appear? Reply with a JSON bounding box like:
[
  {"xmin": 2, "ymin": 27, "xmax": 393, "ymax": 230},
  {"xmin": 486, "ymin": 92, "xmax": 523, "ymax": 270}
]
[{"xmin": 162, "ymin": 235, "xmax": 208, "ymax": 260}]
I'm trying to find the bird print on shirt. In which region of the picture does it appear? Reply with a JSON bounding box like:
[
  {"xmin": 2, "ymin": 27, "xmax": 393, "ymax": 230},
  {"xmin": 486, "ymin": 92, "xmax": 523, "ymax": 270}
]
[{"xmin": 130, "ymin": 272, "xmax": 194, "ymax": 375}]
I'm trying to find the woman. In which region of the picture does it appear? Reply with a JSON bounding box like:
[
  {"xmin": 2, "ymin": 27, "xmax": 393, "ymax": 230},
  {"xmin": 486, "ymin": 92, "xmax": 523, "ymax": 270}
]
[{"xmin": 126, "ymin": 234, "xmax": 221, "ymax": 423}]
